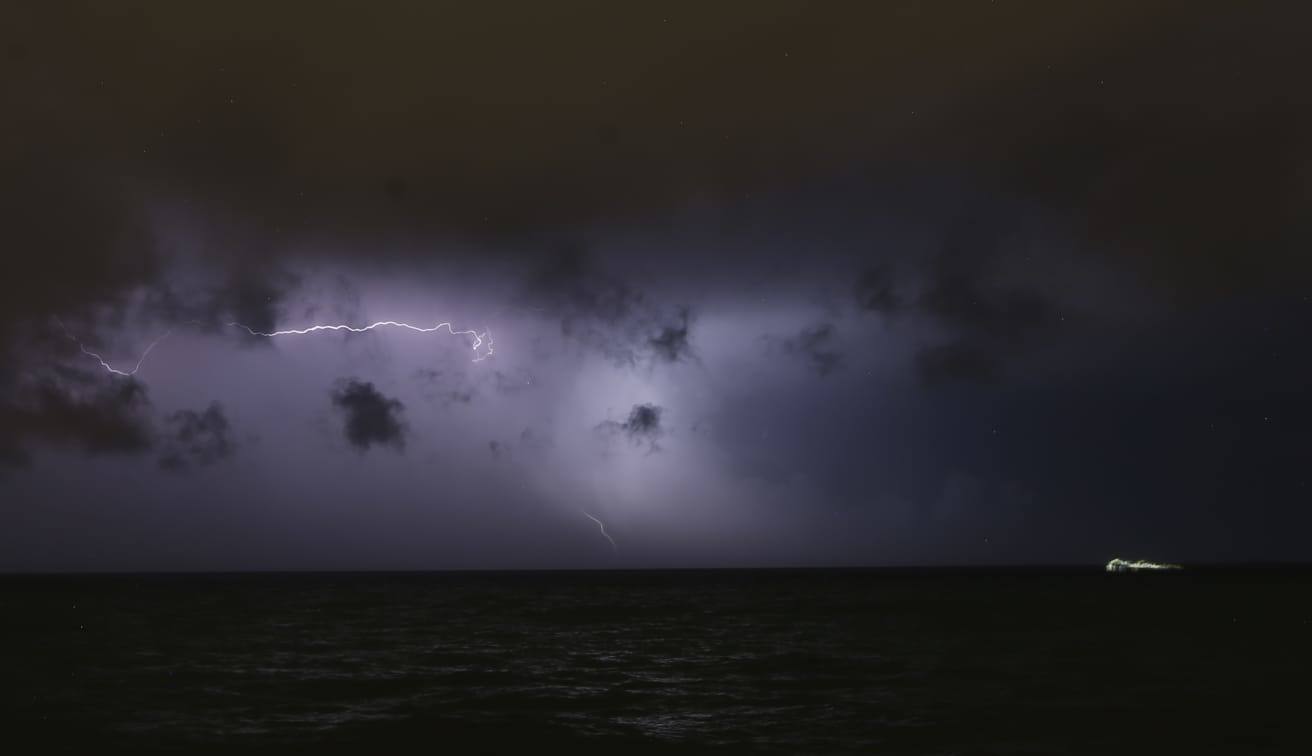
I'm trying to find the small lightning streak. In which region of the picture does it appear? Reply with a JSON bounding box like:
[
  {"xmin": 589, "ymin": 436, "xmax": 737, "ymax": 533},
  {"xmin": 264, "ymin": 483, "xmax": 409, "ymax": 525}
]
[
  {"xmin": 581, "ymin": 510, "xmax": 618, "ymax": 552},
  {"xmin": 55, "ymin": 317, "xmax": 176, "ymax": 377},
  {"xmin": 56, "ymin": 318, "xmax": 494, "ymax": 377}
]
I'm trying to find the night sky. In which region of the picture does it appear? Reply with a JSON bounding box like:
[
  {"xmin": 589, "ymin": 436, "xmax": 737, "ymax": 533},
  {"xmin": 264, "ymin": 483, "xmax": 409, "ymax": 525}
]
[{"xmin": 3, "ymin": 2, "xmax": 1309, "ymax": 570}]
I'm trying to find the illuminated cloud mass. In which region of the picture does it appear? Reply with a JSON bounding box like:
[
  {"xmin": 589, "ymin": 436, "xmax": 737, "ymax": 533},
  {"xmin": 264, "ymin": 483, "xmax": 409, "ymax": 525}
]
[{"xmin": 2, "ymin": 3, "xmax": 1311, "ymax": 570}]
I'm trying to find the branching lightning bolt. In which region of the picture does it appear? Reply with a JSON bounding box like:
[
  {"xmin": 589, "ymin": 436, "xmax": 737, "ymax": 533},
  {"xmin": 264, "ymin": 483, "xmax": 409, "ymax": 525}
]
[
  {"xmin": 581, "ymin": 509, "xmax": 618, "ymax": 552},
  {"xmin": 56, "ymin": 318, "xmax": 494, "ymax": 377},
  {"xmin": 55, "ymin": 317, "xmax": 177, "ymax": 377}
]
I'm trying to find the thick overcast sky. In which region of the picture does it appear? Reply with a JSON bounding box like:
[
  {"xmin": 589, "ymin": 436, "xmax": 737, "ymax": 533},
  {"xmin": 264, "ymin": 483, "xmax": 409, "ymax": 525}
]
[{"xmin": 2, "ymin": 1, "xmax": 1310, "ymax": 570}]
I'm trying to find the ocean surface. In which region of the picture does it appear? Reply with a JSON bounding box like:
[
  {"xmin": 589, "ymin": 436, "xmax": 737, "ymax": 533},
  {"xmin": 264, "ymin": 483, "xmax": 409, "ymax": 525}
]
[{"xmin": 2, "ymin": 568, "xmax": 1307, "ymax": 754}]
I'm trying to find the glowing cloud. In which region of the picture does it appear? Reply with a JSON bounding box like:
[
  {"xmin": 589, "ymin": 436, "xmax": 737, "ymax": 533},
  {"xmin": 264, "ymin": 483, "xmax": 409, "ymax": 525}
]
[{"xmin": 1105, "ymin": 558, "xmax": 1182, "ymax": 572}]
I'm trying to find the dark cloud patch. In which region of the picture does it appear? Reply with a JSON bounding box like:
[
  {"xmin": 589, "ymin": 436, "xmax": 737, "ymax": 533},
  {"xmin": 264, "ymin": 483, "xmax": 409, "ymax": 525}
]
[
  {"xmin": 909, "ymin": 218, "xmax": 1058, "ymax": 385},
  {"xmin": 648, "ymin": 308, "xmax": 694, "ymax": 363},
  {"xmin": 0, "ymin": 356, "xmax": 239, "ymax": 469},
  {"xmin": 520, "ymin": 246, "xmax": 695, "ymax": 367},
  {"xmin": 0, "ymin": 165, "xmax": 162, "ymax": 435},
  {"xmin": 919, "ymin": 230, "xmax": 1054, "ymax": 340},
  {"xmin": 158, "ymin": 402, "xmax": 235, "ymax": 471},
  {"xmin": 0, "ymin": 374, "xmax": 155, "ymax": 466},
  {"xmin": 133, "ymin": 265, "xmax": 302, "ymax": 346},
  {"xmin": 523, "ymin": 246, "xmax": 638, "ymax": 326},
  {"xmin": 2, "ymin": 161, "xmax": 286, "ymax": 385},
  {"xmin": 520, "ymin": 246, "xmax": 643, "ymax": 364},
  {"xmin": 596, "ymin": 403, "xmax": 665, "ymax": 452},
  {"xmin": 206, "ymin": 268, "xmax": 300, "ymax": 343},
  {"xmin": 622, "ymin": 404, "xmax": 663, "ymax": 437},
  {"xmin": 769, "ymin": 323, "xmax": 843, "ymax": 377},
  {"xmin": 853, "ymin": 264, "xmax": 901, "ymax": 316},
  {"xmin": 843, "ymin": 213, "xmax": 1059, "ymax": 386},
  {"xmin": 330, "ymin": 379, "xmax": 407, "ymax": 452}
]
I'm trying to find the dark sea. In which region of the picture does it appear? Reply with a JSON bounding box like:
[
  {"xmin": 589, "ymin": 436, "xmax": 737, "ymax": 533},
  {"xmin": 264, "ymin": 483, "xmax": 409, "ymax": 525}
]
[{"xmin": 2, "ymin": 568, "xmax": 1307, "ymax": 754}]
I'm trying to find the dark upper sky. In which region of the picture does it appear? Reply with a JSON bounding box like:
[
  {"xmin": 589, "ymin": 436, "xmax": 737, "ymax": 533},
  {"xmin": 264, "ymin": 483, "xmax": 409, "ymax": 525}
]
[{"xmin": 2, "ymin": 1, "xmax": 1309, "ymax": 570}]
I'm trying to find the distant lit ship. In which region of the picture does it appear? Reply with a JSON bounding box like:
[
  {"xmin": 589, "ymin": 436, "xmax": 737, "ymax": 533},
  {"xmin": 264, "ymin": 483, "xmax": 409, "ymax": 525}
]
[{"xmin": 1105, "ymin": 558, "xmax": 1182, "ymax": 573}]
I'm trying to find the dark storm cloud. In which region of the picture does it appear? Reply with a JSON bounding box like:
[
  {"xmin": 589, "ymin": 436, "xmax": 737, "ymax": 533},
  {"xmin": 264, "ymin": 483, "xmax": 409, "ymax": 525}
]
[
  {"xmin": 853, "ymin": 264, "xmax": 901, "ymax": 317},
  {"xmin": 768, "ymin": 323, "xmax": 844, "ymax": 377},
  {"xmin": 519, "ymin": 246, "xmax": 638, "ymax": 352},
  {"xmin": 911, "ymin": 220, "xmax": 1056, "ymax": 385},
  {"xmin": 4, "ymin": 2, "xmax": 1308, "ymax": 360},
  {"xmin": 648, "ymin": 308, "xmax": 695, "ymax": 364},
  {"xmin": 330, "ymin": 379, "xmax": 408, "ymax": 452},
  {"xmin": 847, "ymin": 217, "xmax": 1056, "ymax": 385},
  {"xmin": 519, "ymin": 247, "xmax": 695, "ymax": 366},
  {"xmin": 205, "ymin": 268, "xmax": 299, "ymax": 342},
  {"xmin": 0, "ymin": 167, "xmax": 158, "ymax": 331},
  {"xmin": 621, "ymin": 404, "xmax": 663, "ymax": 436},
  {"xmin": 0, "ymin": 374, "xmax": 154, "ymax": 466},
  {"xmin": 596, "ymin": 403, "xmax": 664, "ymax": 452},
  {"xmin": 140, "ymin": 266, "xmax": 301, "ymax": 344},
  {"xmin": 158, "ymin": 402, "xmax": 235, "ymax": 471},
  {"xmin": 0, "ymin": 360, "xmax": 242, "ymax": 470}
]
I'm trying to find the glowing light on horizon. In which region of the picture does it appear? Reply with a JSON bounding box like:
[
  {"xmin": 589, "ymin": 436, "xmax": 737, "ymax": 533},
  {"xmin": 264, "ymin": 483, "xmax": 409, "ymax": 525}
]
[
  {"xmin": 1105, "ymin": 558, "xmax": 1181, "ymax": 572},
  {"xmin": 56, "ymin": 317, "xmax": 494, "ymax": 377},
  {"xmin": 582, "ymin": 510, "xmax": 617, "ymax": 552}
]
